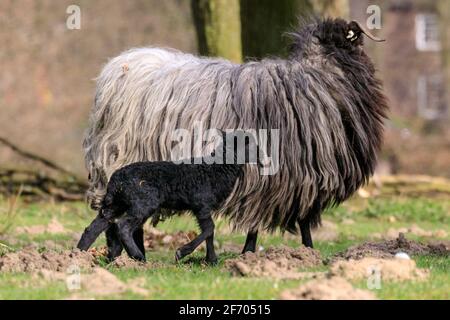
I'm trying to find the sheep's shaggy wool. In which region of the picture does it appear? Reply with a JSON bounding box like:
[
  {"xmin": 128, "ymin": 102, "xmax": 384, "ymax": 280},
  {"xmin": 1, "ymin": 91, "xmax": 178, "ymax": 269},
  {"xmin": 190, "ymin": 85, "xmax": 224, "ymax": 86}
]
[{"xmin": 84, "ymin": 18, "xmax": 388, "ymax": 234}]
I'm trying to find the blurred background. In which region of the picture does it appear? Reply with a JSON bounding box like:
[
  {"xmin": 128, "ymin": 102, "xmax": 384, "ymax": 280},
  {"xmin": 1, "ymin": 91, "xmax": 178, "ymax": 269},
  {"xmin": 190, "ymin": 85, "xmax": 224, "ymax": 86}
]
[{"xmin": 0, "ymin": 0, "xmax": 449, "ymax": 200}]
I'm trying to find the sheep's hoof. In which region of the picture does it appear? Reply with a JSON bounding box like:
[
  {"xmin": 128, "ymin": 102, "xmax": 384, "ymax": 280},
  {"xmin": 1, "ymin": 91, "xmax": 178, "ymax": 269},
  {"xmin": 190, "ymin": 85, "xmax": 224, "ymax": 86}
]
[{"xmin": 206, "ymin": 257, "xmax": 218, "ymax": 265}]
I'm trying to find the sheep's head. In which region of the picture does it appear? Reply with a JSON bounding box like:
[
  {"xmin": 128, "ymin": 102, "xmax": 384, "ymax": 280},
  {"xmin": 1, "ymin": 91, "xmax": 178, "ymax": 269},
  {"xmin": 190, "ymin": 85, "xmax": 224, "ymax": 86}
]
[{"xmin": 289, "ymin": 18, "xmax": 384, "ymax": 64}]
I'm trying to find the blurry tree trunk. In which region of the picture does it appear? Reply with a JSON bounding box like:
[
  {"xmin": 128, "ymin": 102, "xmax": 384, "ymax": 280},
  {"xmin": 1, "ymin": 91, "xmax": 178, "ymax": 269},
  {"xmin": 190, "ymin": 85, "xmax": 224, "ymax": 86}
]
[
  {"xmin": 437, "ymin": 0, "xmax": 450, "ymax": 111},
  {"xmin": 191, "ymin": 0, "xmax": 242, "ymax": 62},
  {"xmin": 240, "ymin": 0, "xmax": 349, "ymax": 58}
]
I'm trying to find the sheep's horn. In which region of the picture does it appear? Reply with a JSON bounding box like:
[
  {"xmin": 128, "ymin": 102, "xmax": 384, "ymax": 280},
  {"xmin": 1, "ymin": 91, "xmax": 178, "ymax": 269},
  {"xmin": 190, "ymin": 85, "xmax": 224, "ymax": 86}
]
[{"xmin": 354, "ymin": 21, "xmax": 385, "ymax": 42}]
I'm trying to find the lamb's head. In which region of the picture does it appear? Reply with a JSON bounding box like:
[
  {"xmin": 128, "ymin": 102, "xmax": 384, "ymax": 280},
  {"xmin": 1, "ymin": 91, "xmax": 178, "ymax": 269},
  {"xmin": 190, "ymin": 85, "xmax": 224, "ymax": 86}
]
[{"xmin": 289, "ymin": 18, "xmax": 384, "ymax": 70}]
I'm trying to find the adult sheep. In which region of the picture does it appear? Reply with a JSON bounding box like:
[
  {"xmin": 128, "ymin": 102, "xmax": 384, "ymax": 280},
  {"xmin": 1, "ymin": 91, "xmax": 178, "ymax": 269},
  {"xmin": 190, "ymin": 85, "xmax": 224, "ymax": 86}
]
[{"xmin": 83, "ymin": 18, "xmax": 388, "ymax": 255}]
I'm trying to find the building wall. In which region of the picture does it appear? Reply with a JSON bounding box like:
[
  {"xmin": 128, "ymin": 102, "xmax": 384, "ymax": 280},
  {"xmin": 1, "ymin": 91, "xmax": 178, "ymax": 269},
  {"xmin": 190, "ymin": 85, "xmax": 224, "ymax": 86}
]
[{"xmin": 350, "ymin": 0, "xmax": 445, "ymax": 119}]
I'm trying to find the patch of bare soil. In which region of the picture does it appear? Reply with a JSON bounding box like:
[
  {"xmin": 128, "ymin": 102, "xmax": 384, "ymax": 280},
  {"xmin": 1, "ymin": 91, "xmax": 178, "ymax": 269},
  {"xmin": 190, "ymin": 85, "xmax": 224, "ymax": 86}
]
[
  {"xmin": 108, "ymin": 255, "xmax": 161, "ymax": 269},
  {"xmin": 76, "ymin": 268, "xmax": 148, "ymax": 297},
  {"xmin": 372, "ymin": 225, "xmax": 448, "ymax": 240},
  {"xmin": 332, "ymin": 233, "xmax": 449, "ymax": 262},
  {"xmin": 330, "ymin": 257, "xmax": 429, "ymax": 281},
  {"xmin": 226, "ymin": 245, "xmax": 323, "ymax": 279},
  {"xmin": 0, "ymin": 247, "xmax": 96, "ymax": 272},
  {"xmin": 87, "ymin": 246, "xmax": 108, "ymax": 259},
  {"xmin": 15, "ymin": 218, "xmax": 67, "ymax": 235},
  {"xmin": 144, "ymin": 227, "xmax": 198, "ymax": 250},
  {"xmin": 37, "ymin": 267, "xmax": 148, "ymax": 299},
  {"xmin": 280, "ymin": 276, "xmax": 376, "ymax": 300}
]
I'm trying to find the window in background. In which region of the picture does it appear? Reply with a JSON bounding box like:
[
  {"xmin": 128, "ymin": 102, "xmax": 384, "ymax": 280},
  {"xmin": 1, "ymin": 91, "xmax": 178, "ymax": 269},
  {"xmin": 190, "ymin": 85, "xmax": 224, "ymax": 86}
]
[
  {"xmin": 415, "ymin": 14, "xmax": 441, "ymax": 52},
  {"xmin": 417, "ymin": 74, "xmax": 445, "ymax": 120}
]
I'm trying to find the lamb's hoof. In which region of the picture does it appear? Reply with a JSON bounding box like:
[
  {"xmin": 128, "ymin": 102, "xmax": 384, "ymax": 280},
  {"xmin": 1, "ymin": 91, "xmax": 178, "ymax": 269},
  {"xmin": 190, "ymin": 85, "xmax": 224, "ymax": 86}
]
[{"xmin": 175, "ymin": 249, "xmax": 183, "ymax": 262}]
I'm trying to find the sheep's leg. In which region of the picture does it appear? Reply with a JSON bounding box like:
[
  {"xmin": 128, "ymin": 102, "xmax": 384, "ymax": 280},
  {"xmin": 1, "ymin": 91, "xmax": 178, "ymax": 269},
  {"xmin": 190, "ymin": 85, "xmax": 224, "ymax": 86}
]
[
  {"xmin": 205, "ymin": 231, "xmax": 217, "ymax": 265},
  {"xmin": 106, "ymin": 224, "xmax": 123, "ymax": 261},
  {"xmin": 242, "ymin": 231, "xmax": 258, "ymax": 253},
  {"xmin": 175, "ymin": 215, "xmax": 215, "ymax": 263},
  {"xmin": 299, "ymin": 221, "xmax": 313, "ymax": 248}
]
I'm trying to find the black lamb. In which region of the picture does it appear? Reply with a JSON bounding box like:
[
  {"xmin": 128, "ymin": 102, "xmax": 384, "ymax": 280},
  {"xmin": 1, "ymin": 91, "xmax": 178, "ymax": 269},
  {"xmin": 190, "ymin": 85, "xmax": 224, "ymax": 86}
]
[{"xmin": 77, "ymin": 132, "xmax": 255, "ymax": 263}]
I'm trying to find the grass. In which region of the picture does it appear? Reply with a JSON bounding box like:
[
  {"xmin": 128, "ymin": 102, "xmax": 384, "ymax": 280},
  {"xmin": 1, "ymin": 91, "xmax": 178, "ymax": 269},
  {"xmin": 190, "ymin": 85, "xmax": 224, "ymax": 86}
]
[{"xmin": 0, "ymin": 196, "xmax": 448, "ymax": 300}]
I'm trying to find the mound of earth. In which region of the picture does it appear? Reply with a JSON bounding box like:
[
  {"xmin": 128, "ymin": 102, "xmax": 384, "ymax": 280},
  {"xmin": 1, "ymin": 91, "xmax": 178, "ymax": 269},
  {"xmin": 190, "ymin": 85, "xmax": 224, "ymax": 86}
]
[
  {"xmin": 15, "ymin": 218, "xmax": 67, "ymax": 235},
  {"xmin": 87, "ymin": 247, "xmax": 163, "ymax": 269},
  {"xmin": 226, "ymin": 245, "xmax": 322, "ymax": 279},
  {"xmin": 332, "ymin": 233, "xmax": 449, "ymax": 262},
  {"xmin": 280, "ymin": 276, "xmax": 376, "ymax": 300},
  {"xmin": 144, "ymin": 228, "xmax": 198, "ymax": 250},
  {"xmin": 87, "ymin": 246, "xmax": 108, "ymax": 259},
  {"xmin": 0, "ymin": 247, "xmax": 96, "ymax": 272},
  {"xmin": 74, "ymin": 267, "xmax": 148, "ymax": 298},
  {"xmin": 108, "ymin": 255, "xmax": 164, "ymax": 269},
  {"xmin": 330, "ymin": 257, "xmax": 429, "ymax": 282},
  {"xmin": 36, "ymin": 267, "xmax": 149, "ymax": 299}
]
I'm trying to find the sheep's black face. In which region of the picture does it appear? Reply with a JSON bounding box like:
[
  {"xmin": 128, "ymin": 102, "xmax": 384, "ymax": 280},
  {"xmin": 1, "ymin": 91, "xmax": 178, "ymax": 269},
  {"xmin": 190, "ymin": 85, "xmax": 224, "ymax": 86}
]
[
  {"xmin": 316, "ymin": 19, "xmax": 384, "ymax": 51},
  {"xmin": 316, "ymin": 19, "xmax": 364, "ymax": 50},
  {"xmin": 290, "ymin": 18, "xmax": 384, "ymax": 63}
]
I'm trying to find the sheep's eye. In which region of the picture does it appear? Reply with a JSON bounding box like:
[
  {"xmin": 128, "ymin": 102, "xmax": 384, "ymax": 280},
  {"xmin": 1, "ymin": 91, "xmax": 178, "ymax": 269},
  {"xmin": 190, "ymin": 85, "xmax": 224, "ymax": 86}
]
[{"xmin": 346, "ymin": 30, "xmax": 358, "ymax": 42}]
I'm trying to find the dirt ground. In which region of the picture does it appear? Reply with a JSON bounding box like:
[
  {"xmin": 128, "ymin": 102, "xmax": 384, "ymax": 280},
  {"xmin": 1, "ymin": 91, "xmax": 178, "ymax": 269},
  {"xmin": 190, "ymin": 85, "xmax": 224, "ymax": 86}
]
[
  {"xmin": 280, "ymin": 276, "xmax": 376, "ymax": 300},
  {"xmin": 331, "ymin": 233, "xmax": 449, "ymax": 262},
  {"xmin": 225, "ymin": 245, "xmax": 323, "ymax": 279},
  {"xmin": 144, "ymin": 227, "xmax": 198, "ymax": 251},
  {"xmin": 329, "ymin": 256, "xmax": 429, "ymax": 281},
  {"xmin": 0, "ymin": 247, "xmax": 96, "ymax": 273},
  {"xmin": 15, "ymin": 218, "xmax": 67, "ymax": 235}
]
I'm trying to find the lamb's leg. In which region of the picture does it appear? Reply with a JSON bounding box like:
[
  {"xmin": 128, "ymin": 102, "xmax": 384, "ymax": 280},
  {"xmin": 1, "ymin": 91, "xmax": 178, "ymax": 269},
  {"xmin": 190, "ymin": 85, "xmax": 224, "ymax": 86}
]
[
  {"xmin": 106, "ymin": 223, "xmax": 145, "ymax": 261},
  {"xmin": 77, "ymin": 214, "xmax": 111, "ymax": 251},
  {"xmin": 133, "ymin": 225, "xmax": 145, "ymax": 256},
  {"xmin": 116, "ymin": 201, "xmax": 157, "ymax": 261},
  {"xmin": 116, "ymin": 215, "xmax": 146, "ymax": 261},
  {"xmin": 242, "ymin": 231, "xmax": 258, "ymax": 253},
  {"xmin": 299, "ymin": 221, "xmax": 313, "ymax": 248},
  {"xmin": 106, "ymin": 224, "xmax": 123, "ymax": 261},
  {"xmin": 175, "ymin": 215, "xmax": 215, "ymax": 263}
]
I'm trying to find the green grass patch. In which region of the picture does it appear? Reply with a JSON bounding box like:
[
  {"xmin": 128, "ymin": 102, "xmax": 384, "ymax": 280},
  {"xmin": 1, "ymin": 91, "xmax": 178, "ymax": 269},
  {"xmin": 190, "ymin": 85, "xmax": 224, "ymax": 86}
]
[{"xmin": 0, "ymin": 195, "xmax": 448, "ymax": 299}]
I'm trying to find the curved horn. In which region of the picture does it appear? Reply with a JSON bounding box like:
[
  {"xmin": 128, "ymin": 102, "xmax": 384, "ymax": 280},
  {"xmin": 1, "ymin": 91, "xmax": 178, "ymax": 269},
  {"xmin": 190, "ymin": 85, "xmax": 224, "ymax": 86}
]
[{"xmin": 354, "ymin": 21, "xmax": 386, "ymax": 42}]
